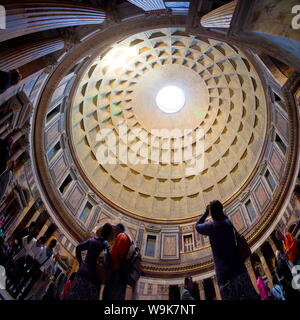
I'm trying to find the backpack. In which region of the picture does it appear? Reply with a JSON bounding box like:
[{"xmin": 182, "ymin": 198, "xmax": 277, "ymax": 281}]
[
  {"xmin": 95, "ymin": 238, "xmax": 112, "ymax": 284},
  {"xmin": 229, "ymin": 221, "xmax": 251, "ymax": 262},
  {"xmin": 121, "ymin": 233, "xmax": 143, "ymax": 287}
]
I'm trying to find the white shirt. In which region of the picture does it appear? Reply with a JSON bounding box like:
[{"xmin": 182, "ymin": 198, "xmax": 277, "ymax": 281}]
[
  {"xmin": 29, "ymin": 243, "xmax": 44, "ymax": 259},
  {"xmin": 35, "ymin": 246, "xmax": 54, "ymax": 271},
  {"xmin": 22, "ymin": 236, "xmax": 37, "ymax": 254}
]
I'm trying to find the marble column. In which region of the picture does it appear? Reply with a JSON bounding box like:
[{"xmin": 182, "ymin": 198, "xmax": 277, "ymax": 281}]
[
  {"xmin": 268, "ymin": 237, "xmax": 280, "ymax": 255},
  {"xmin": 125, "ymin": 285, "xmax": 134, "ymax": 300},
  {"xmin": 0, "ymin": 38, "xmax": 65, "ymax": 71},
  {"xmin": 200, "ymin": 1, "xmax": 237, "ymax": 29},
  {"xmin": 27, "ymin": 206, "xmax": 44, "ymax": 228},
  {"xmin": 38, "ymin": 218, "xmax": 52, "ymax": 239},
  {"xmin": 179, "ymin": 283, "xmax": 184, "ymax": 296},
  {"xmin": 257, "ymin": 248, "xmax": 273, "ymax": 288},
  {"xmin": 99, "ymin": 285, "xmax": 104, "ymax": 300},
  {"xmin": 0, "ymin": 3, "xmax": 106, "ymax": 43},
  {"xmin": 198, "ymin": 280, "xmax": 206, "ymax": 300},
  {"xmin": 161, "ymin": 284, "xmax": 169, "ymax": 300},
  {"xmin": 4, "ymin": 199, "xmax": 36, "ymax": 239},
  {"xmin": 212, "ymin": 276, "xmax": 222, "ymax": 300},
  {"xmin": 245, "ymin": 260, "xmax": 259, "ymax": 293}
]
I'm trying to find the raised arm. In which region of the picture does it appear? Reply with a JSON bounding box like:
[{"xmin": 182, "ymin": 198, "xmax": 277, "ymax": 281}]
[
  {"xmin": 195, "ymin": 209, "xmax": 212, "ymax": 236},
  {"xmin": 75, "ymin": 240, "xmax": 90, "ymax": 265}
]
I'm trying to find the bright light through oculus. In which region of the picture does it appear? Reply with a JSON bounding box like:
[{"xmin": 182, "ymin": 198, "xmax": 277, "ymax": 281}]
[{"xmin": 156, "ymin": 86, "xmax": 185, "ymax": 113}]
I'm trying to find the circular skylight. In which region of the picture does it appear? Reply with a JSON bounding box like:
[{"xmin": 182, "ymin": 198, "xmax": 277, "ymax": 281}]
[{"xmin": 156, "ymin": 86, "xmax": 185, "ymax": 113}]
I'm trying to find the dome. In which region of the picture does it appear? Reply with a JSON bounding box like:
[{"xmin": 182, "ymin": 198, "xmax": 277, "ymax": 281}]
[
  {"xmin": 69, "ymin": 28, "xmax": 267, "ymax": 222},
  {"xmin": 4, "ymin": 1, "xmax": 294, "ymax": 291}
]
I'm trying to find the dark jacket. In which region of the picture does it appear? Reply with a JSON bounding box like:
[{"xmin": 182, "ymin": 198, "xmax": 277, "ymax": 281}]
[
  {"xmin": 195, "ymin": 210, "xmax": 246, "ymax": 286},
  {"xmin": 76, "ymin": 237, "xmax": 110, "ymax": 285}
]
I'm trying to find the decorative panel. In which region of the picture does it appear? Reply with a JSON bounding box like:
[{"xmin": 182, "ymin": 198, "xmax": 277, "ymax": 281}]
[
  {"xmin": 50, "ymin": 153, "xmax": 68, "ymax": 183},
  {"xmin": 161, "ymin": 232, "xmax": 179, "ymax": 259},
  {"xmin": 230, "ymin": 208, "xmax": 246, "ymax": 232},
  {"xmin": 269, "ymin": 146, "xmax": 284, "ymax": 178},
  {"xmin": 253, "ymin": 181, "xmax": 270, "ymax": 210},
  {"xmin": 45, "ymin": 119, "xmax": 60, "ymax": 148},
  {"xmin": 65, "ymin": 183, "xmax": 85, "ymax": 213},
  {"xmin": 274, "ymin": 108, "xmax": 288, "ymax": 140}
]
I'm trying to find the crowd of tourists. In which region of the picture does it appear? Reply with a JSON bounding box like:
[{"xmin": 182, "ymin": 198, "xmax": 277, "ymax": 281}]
[
  {"xmin": 0, "ymin": 221, "xmax": 142, "ymax": 300},
  {"xmin": 0, "ymin": 199, "xmax": 299, "ymax": 300}
]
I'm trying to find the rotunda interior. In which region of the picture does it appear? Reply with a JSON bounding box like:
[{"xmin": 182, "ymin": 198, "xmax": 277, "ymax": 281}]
[{"xmin": 0, "ymin": 0, "xmax": 299, "ymax": 301}]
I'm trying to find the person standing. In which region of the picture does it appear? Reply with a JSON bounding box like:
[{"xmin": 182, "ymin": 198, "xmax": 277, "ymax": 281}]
[
  {"xmin": 55, "ymin": 271, "xmax": 68, "ymax": 300},
  {"xmin": 195, "ymin": 200, "xmax": 258, "ymax": 300},
  {"xmin": 9, "ymin": 229, "xmax": 39, "ymax": 297},
  {"xmin": 271, "ymin": 275, "xmax": 286, "ymax": 300},
  {"xmin": 9, "ymin": 221, "xmax": 37, "ymax": 259},
  {"xmin": 181, "ymin": 276, "xmax": 195, "ymax": 300},
  {"xmin": 61, "ymin": 272, "xmax": 76, "ymax": 300},
  {"xmin": 275, "ymin": 250, "xmax": 300, "ymax": 300},
  {"xmin": 13, "ymin": 236, "xmax": 47, "ymax": 298},
  {"xmin": 66, "ymin": 223, "xmax": 112, "ymax": 300},
  {"xmin": 103, "ymin": 223, "xmax": 131, "ymax": 300},
  {"xmin": 275, "ymin": 230, "xmax": 300, "ymax": 266},
  {"xmin": 19, "ymin": 239, "xmax": 57, "ymax": 300},
  {"xmin": 31, "ymin": 253, "xmax": 60, "ymax": 300},
  {"xmin": 255, "ymin": 267, "xmax": 271, "ymax": 300}
]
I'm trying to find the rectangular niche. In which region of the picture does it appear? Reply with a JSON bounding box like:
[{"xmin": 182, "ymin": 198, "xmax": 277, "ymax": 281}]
[
  {"xmin": 245, "ymin": 198, "xmax": 257, "ymax": 222},
  {"xmin": 183, "ymin": 234, "xmax": 194, "ymax": 252},
  {"xmin": 79, "ymin": 201, "xmax": 93, "ymax": 222},
  {"xmin": 46, "ymin": 100, "xmax": 62, "ymax": 124},
  {"xmin": 46, "ymin": 140, "xmax": 61, "ymax": 162},
  {"xmin": 161, "ymin": 233, "xmax": 179, "ymax": 260},
  {"xmin": 264, "ymin": 168, "xmax": 276, "ymax": 192},
  {"xmin": 145, "ymin": 235, "xmax": 157, "ymax": 258},
  {"xmin": 275, "ymin": 132, "xmax": 287, "ymax": 155},
  {"xmin": 59, "ymin": 174, "xmax": 73, "ymax": 194}
]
